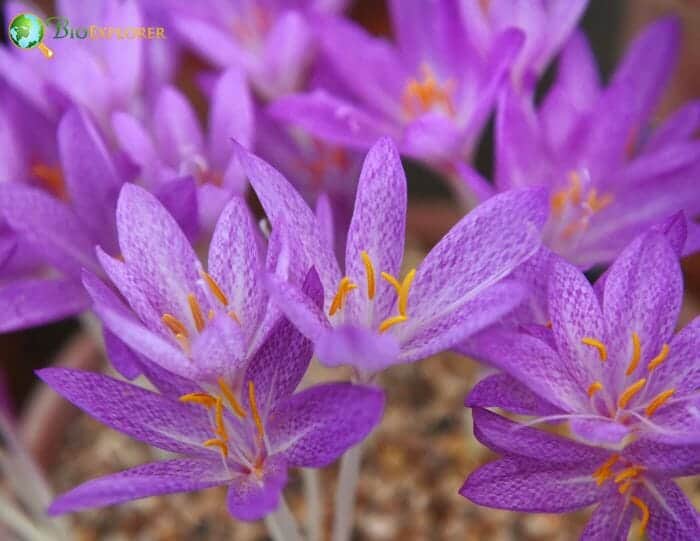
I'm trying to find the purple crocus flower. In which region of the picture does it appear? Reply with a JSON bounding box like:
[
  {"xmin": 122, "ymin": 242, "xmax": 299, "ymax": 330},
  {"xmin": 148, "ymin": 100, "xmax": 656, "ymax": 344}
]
[
  {"xmin": 238, "ymin": 137, "xmax": 548, "ymax": 375},
  {"xmin": 460, "ymin": 0, "xmax": 588, "ymax": 90},
  {"xmin": 468, "ymin": 228, "xmax": 699, "ymax": 449},
  {"xmin": 112, "ymin": 67, "xmax": 253, "ymax": 231},
  {"xmin": 269, "ymin": 1, "xmax": 524, "ymax": 167},
  {"xmin": 461, "ymin": 407, "xmax": 699, "ymax": 540},
  {"xmin": 38, "ymin": 316, "xmax": 384, "ymax": 520},
  {"xmin": 489, "ymin": 18, "xmax": 700, "ymax": 268},
  {"xmin": 167, "ymin": 0, "xmax": 348, "ymax": 100},
  {"xmin": 84, "ymin": 183, "xmax": 297, "ymax": 385}
]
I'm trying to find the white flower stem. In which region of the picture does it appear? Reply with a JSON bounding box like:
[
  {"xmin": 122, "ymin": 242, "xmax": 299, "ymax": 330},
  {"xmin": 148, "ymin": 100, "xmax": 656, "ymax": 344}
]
[
  {"xmin": 331, "ymin": 442, "xmax": 364, "ymax": 541},
  {"xmin": 302, "ymin": 468, "xmax": 322, "ymax": 541},
  {"xmin": 265, "ymin": 496, "xmax": 305, "ymax": 541}
]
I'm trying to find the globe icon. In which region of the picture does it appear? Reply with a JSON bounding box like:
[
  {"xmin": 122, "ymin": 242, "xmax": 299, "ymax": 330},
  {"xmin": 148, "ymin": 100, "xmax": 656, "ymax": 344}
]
[{"xmin": 8, "ymin": 13, "xmax": 53, "ymax": 58}]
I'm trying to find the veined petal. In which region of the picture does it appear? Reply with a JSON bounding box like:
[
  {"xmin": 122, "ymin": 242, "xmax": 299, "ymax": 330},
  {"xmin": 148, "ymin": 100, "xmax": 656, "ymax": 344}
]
[
  {"xmin": 344, "ymin": 137, "xmax": 406, "ymax": 325},
  {"xmin": 227, "ymin": 456, "xmax": 287, "ymax": 522},
  {"xmin": 646, "ymin": 316, "xmax": 700, "ymax": 397},
  {"xmin": 569, "ymin": 418, "xmax": 630, "ymax": 447},
  {"xmin": 37, "ymin": 368, "xmax": 213, "ymax": 456},
  {"xmin": 268, "ymin": 382, "xmax": 384, "ymax": 467},
  {"xmin": 467, "ymin": 372, "xmax": 562, "ymax": 416},
  {"xmin": 640, "ymin": 479, "xmax": 700, "ymax": 541},
  {"xmin": 625, "ymin": 439, "xmax": 700, "ymax": 478},
  {"xmin": 315, "ymin": 324, "xmax": 401, "ymax": 373},
  {"xmin": 580, "ymin": 493, "xmax": 632, "ymax": 541},
  {"xmin": 48, "ymin": 458, "xmax": 228, "ymax": 516}
]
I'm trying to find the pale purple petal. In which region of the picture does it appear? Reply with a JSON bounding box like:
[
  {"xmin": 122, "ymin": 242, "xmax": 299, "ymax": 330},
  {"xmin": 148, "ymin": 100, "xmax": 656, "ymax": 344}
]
[
  {"xmin": 580, "ymin": 494, "xmax": 632, "ymax": 541},
  {"xmin": 646, "ymin": 316, "xmax": 700, "ymax": 397},
  {"xmin": 208, "ymin": 67, "xmax": 253, "ymax": 167},
  {"xmin": 227, "ymin": 456, "xmax": 288, "ymax": 521},
  {"xmin": 625, "ymin": 439, "xmax": 700, "ymax": 477},
  {"xmin": 315, "ymin": 325, "xmax": 400, "ymax": 372},
  {"xmin": 49, "ymin": 458, "xmax": 228, "ymax": 516},
  {"xmin": 344, "ymin": 137, "xmax": 406, "ymax": 325},
  {"xmin": 103, "ymin": 328, "xmax": 142, "ymax": 380},
  {"xmin": 640, "ymin": 479, "xmax": 700, "ymax": 541},
  {"xmin": 269, "ymin": 383, "xmax": 384, "ymax": 467},
  {"xmin": 152, "ymin": 86, "xmax": 204, "ymax": 166},
  {"xmin": 569, "ymin": 418, "xmax": 630, "ymax": 446},
  {"xmin": 467, "ymin": 373, "xmax": 562, "ymax": 416},
  {"xmin": 154, "ymin": 176, "xmax": 200, "ymax": 243}
]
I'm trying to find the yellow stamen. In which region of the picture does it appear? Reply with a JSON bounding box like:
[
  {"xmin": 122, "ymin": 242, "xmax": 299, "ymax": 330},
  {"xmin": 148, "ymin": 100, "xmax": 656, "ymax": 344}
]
[
  {"xmin": 581, "ymin": 337, "xmax": 607, "ymax": 361},
  {"xmin": 569, "ymin": 171, "xmax": 582, "ymax": 204},
  {"xmin": 378, "ymin": 314, "xmax": 408, "ymax": 333},
  {"xmin": 188, "ymin": 293, "xmax": 205, "ymax": 332},
  {"xmin": 644, "ymin": 388, "xmax": 675, "ymax": 417},
  {"xmin": 162, "ymin": 313, "xmax": 188, "ymax": 337},
  {"xmin": 402, "ymin": 64, "xmax": 455, "ymax": 116},
  {"xmin": 614, "ymin": 465, "xmax": 645, "ymax": 484},
  {"xmin": 203, "ymin": 438, "xmax": 228, "ymax": 458},
  {"xmin": 217, "ymin": 377, "xmax": 247, "ymax": 419},
  {"xmin": 214, "ymin": 397, "xmax": 228, "ymax": 440},
  {"xmin": 588, "ymin": 190, "xmax": 613, "ymax": 212},
  {"xmin": 647, "ymin": 343, "xmax": 670, "ymax": 372},
  {"xmin": 381, "ymin": 272, "xmax": 402, "ymax": 294},
  {"xmin": 398, "ymin": 269, "xmax": 416, "ymax": 317},
  {"xmin": 360, "ymin": 251, "xmax": 376, "ymax": 300},
  {"xmin": 329, "ymin": 277, "xmax": 357, "ymax": 316},
  {"xmin": 592, "ymin": 454, "xmax": 619, "ymax": 486},
  {"xmin": 618, "ymin": 379, "xmax": 647, "ymax": 409},
  {"xmin": 618, "ymin": 479, "xmax": 633, "ymax": 494},
  {"xmin": 179, "ymin": 392, "xmax": 217, "ymax": 408},
  {"xmin": 175, "ymin": 333, "xmax": 190, "ymax": 353},
  {"xmin": 587, "ymin": 381, "xmax": 604, "ymax": 398},
  {"xmin": 625, "ymin": 332, "xmax": 641, "ymax": 376},
  {"xmin": 247, "ymin": 381, "xmax": 265, "ymax": 442},
  {"xmin": 228, "ymin": 310, "xmax": 241, "ymax": 324},
  {"xmin": 208, "ymin": 309, "xmax": 215, "ymax": 320},
  {"xmin": 201, "ymin": 271, "xmax": 229, "ymax": 306},
  {"xmin": 550, "ymin": 190, "xmax": 567, "ymax": 216},
  {"xmin": 630, "ymin": 496, "xmax": 650, "ymax": 533}
]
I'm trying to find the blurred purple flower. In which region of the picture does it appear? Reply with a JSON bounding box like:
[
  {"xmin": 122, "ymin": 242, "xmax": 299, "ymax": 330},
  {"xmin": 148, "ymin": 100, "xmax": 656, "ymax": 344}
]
[
  {"xmin": 468, "ymin": 229, "xmax": 700, "ymax": 448},
  {"xmin": 167, "ymin": 0, "xmax": 348, "ymax": 100},
  {"xmin": 460, "ymin": 0, "xmax": 588, "ymax": 90},
  {"xmin": 461, "ymin": 408, "xmax": 700, "ymax": 540},
  {"xmin": 84, "ymin": 184, "xmax": 302, "ymax": 384},
  {"xmin": 38, "ymin": 332, "xmax": 384, "ymax": 520},
  {"xmin": 268, "ymin": 1, "xmax": 525, "ymax": 166},
  {"xmin": 113, "ymin": 67, "xmax": 254, "ymax": 230},
  {"xmin": 488, "ymin": 18, "xmax": 700, "ymax": 268},
  {"xmin": 239, "ymin": 137, "xmax": 548, "ymax": 375}
]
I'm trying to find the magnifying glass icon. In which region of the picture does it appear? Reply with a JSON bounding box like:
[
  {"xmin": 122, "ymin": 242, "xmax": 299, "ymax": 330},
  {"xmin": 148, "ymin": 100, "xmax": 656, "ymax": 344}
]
[{"xmin": 8, "ymin": 13, "xmax": 54, "ymax": 59}]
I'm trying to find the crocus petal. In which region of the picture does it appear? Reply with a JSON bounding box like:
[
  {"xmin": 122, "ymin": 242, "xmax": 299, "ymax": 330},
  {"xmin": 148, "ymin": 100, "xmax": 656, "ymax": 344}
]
[
  {"xmin": 0, "ymin": 278, "xmax": 89, "ymax": 332},
  {"xmin": 467, "ymin": 372, "xmax": 562, "ymax": 416},
  {"xmin": 471, "ymin": 408, "xmax": 609, "ymax": 463},
  {"xmin": 460, "ymin": 455, "xmax": 603, "ymax": 513},
  {"xmin": 239, "ymin": 145, "xmax": 341, "ymax": 294},
  {"xmin": 401, "ymin": 113, "xmax": 465, "ymax": 163},
  {"xmin": 315, "ymin": 324, "xmax": 401, "ymax": 373},
  {"xmin": 408, "ymin": 187, "xmax": 547, "ymax": 336},
  {"xmin": 601, "ymin": 232, "xmax": 682, "ymax": 387},
  {"xmin": 152, "ymin": 86, "xmax": 204, "ymax": 166},
  {"xmin": 154, "ymin": 176, "xmax": 200, "ymax": 243},
  {"xmin": 116, "ymin": 184, "xmax": 204, "ymax": 330},
  {"xmin": 580, "ymin": 493, "xmax": 632, "ymax": 541},
  {"xmin": 625, "ymin": 439, "xmax": 700, "ymax": 477},
  {"xmin": 344, "ymin": 137, "xmax": 406, "ymax": 325},
  {"xmin": 548, "ymin": 255, "xmax": 609, "ymax": 391},
  {"xmin": 466, "ymin": 329, "xmax": 586, "ymax": 412},
  {"xmin": 48, "ymin": 459, "xmax": 228, "ymax": 516},
  {"xmin": 58, "ymin": 107, "xmax": 121, "ymax": 252},
  {"xmin": 0, "ymin": 183, "xmax": 100, "ymax": 276},
  {"xmin": 83, "ymin": 271, "xmax": 196, "ymax": 379},
  {"xmin": 647, "ymin": 100, "xmax": 700, "ymax": 152},
  {"xmin": 640, "ymin": 479, "xmax": 700, "ymax": 541},
  {"xmin": 208, "ymin": 197, "xmax": 265, "ymax": 348},
  {"xmin": 208, "ymin": 67, "xmax": 253, "ymax": 167},
  {"xmin": 189, "ymin": 313, "xmax": 246, "ymax": 383},
  {"xmin": 244, "ymin": 269, "xmax": 323, "ymax": 409},
  {"xmin": 399, "ymin": 280, "xmax": 527, "ymax": 363},
  {"xmin": 269, "ymin": 382, "xmax": 384, "ymax": 467},
  {"xmin": 173, "ymin": 17, "xmax": 247, "ymax": 69},
  {"xmin": 268, "ymin": 90, "xmax": 396, "ymax": 150},
  {"xmin": 37, "ymin": 368, "xmax": 213, "ymax": 456},
  {"xmin": 227, "ymin": 456, "xmax": 288, "ymax": 522},
  {"xmin": 569, "ymin": 418, "xmax": 630, "ymax": 447},
  {"xmin": 646, "ymin": 316, "xmax": 700, "ymax": 397},
  {"xmin": 112, "ymin": 111, "xmax": 159, "ymax": 169},
  {"xmin": 103, "ymin": 328, "xmax": 142, "ymax": 380}
]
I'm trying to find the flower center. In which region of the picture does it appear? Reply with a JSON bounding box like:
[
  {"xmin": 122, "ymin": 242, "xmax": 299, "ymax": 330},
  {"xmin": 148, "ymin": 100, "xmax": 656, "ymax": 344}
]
[
  {"xmin": 547, "ymin": 171, "xmax": 613, "ymax": 247},
  {"xmin": 31, "ymin": 162, "xmax": 67, "ymax": 200},
  {"xmin": 161, "ymin": 271, "xmax": 240, "ymax": 353},
  {"xmin": 581, "ymin": 332, "xmax": 674, "ymax": 419},
  {"xmin": 296, "ymin": 140, "xmax": 351, "ymax": 191},
  {"xmin": 401, "ymin": 64, "xmax": 455, "ymax": 118},
  {"xmin": 591, "ymin": 455, "xmax": 650, "ymax": 533},
  {"xmin": 180, "ymin": 379, "xmax": 266, "ymax": 472},
  {"xmin": 328, "ymin": 250, "xmax": 416, "ymax": 333}
]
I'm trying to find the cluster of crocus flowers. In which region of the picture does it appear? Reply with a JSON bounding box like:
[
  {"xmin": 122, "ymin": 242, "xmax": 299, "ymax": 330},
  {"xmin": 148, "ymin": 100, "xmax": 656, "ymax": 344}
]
[{"xmin": 464, "ymin": 227, "xmax": 700, "ymax": 539}]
